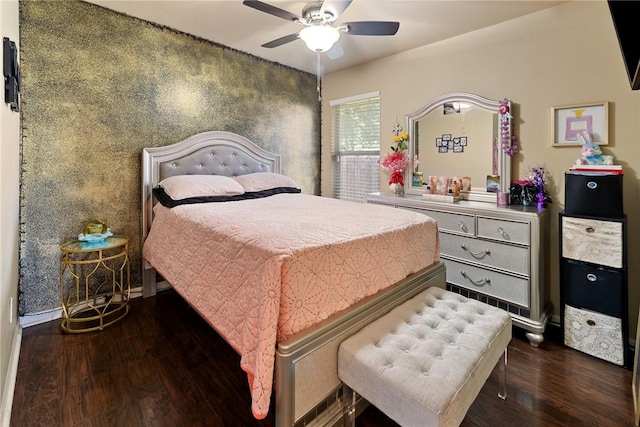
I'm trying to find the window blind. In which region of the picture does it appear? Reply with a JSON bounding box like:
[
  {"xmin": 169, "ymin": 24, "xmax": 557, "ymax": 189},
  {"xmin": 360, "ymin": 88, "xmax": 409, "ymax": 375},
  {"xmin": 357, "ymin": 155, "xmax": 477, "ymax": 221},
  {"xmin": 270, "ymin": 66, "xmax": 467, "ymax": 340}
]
[{"xmin": 330, "ymin": 93, "xmax": 380, "ymax": 202}]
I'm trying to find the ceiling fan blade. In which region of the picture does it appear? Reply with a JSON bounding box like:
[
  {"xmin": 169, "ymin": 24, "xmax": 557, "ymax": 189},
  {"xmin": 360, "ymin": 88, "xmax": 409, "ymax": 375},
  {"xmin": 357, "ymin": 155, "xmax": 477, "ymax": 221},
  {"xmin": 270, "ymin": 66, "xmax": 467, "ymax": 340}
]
[
  {"xmin": 326, "ymin": 42, "xmax": 344, "ymax": 60},
  {"xmin": 242, "ymin": 0, "xmax": 301, "ymax": 22},
  {"xmin": 320, "ymin": 0, "xmax": 353, "ymax": 20},
  {"xmin": 262, "ymin": 33, "xmax": 300, "ymax": 48},
  {"xmin": 343, "ymin": 21, "xmax": 400, "ymax": 36}
]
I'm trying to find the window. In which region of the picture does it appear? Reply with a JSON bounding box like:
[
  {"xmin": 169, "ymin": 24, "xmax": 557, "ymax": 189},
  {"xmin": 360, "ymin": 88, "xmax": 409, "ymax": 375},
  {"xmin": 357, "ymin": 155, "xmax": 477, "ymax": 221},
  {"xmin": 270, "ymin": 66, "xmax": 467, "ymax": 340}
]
[{"xmin": 330, "ymin": 92, "xmax": 380, "ymax": 202}]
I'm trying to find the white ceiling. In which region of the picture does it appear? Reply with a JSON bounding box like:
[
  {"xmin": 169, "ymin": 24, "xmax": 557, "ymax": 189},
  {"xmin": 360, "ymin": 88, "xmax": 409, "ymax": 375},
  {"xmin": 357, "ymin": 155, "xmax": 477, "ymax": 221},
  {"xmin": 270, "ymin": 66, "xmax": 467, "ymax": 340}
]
[{"xmin": 87, "ymin": 0, "xmax": 566, "ymax": 75}]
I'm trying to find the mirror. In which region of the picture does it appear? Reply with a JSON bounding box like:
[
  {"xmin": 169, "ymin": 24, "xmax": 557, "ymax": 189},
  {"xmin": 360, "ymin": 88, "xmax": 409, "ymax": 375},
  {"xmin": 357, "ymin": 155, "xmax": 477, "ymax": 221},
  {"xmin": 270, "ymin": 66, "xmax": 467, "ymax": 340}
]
[{"xmin": 405, "ymin": 93, "xmax": 512, "ymax": 202}]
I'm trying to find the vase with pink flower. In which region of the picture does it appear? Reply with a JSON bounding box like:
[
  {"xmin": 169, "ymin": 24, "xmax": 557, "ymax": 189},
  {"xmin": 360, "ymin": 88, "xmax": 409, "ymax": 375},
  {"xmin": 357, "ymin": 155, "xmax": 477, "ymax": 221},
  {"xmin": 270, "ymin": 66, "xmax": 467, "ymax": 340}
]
[{"xmin": 381, "ymin": 125, "xmax": 410, "ymax": 195}]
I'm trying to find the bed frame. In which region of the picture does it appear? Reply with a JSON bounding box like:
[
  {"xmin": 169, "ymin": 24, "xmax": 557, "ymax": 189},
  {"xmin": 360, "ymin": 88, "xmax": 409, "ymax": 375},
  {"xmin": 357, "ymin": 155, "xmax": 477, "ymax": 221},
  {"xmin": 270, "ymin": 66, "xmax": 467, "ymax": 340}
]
[{"xmin": 141, "ymin": 131, "xmax": 446, "ymax": 427}]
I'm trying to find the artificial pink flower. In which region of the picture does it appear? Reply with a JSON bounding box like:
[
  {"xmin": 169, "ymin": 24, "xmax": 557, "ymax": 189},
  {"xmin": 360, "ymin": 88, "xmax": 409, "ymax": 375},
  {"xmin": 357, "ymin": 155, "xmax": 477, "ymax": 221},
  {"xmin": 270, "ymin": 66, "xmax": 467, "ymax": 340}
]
[{"xmin": 381, "ymin": 151, "xmax": 409, "ymax": 174}]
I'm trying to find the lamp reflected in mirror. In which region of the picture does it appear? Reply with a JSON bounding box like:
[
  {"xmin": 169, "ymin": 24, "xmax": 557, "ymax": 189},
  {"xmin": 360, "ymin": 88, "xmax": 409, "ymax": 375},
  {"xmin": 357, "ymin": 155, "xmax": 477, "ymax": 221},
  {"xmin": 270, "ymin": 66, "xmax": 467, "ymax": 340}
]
[{"xmin": 443, "ymin": 102, "xmax": 471, "ymax": 115}]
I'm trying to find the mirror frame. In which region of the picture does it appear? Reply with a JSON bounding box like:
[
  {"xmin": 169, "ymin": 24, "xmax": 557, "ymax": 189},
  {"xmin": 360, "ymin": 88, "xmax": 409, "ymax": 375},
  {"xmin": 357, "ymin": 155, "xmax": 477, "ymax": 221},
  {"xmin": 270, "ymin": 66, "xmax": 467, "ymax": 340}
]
[{"xmin": 405, "ymin": 92, "xmax": 512, "ymax": 202}]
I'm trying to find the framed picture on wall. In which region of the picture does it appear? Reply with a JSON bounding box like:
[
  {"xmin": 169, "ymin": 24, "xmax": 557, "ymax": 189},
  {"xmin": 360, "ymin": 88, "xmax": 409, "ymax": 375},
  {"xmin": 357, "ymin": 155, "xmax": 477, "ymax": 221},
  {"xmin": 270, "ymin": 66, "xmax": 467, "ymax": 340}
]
[{"xmin": 551, "ymin": 102, "xmax": 609, "ymax": 146}]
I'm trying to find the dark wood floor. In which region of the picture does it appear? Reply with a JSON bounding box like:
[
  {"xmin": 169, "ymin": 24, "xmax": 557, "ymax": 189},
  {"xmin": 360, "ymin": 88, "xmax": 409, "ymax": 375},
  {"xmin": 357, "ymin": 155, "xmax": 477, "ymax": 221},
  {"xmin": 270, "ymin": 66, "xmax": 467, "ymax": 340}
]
[{"xmin": 11, "ymin": 289, "xmax": 635, "ymax": 427}]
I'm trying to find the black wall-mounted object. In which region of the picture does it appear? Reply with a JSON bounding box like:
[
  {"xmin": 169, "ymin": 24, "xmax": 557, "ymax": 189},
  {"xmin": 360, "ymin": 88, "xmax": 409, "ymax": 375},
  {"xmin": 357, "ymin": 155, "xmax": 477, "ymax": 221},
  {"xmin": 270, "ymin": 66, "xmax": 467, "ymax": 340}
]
[
  {"xmin": 608, "ymin": 1, "xmax": 640, "ymax": 90},
  {"xmin": 3, "ymin": 37, "xmax": 20, "ymax": 112}
]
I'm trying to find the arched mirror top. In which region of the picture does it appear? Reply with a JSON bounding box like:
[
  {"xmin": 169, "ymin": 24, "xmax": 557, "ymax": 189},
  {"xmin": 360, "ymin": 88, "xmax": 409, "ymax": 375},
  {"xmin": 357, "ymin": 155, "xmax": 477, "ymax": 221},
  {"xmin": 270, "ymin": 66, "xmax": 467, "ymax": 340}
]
[{"xmin": 405, "ymin": 92, "xmax": 512, "ymax": 202}]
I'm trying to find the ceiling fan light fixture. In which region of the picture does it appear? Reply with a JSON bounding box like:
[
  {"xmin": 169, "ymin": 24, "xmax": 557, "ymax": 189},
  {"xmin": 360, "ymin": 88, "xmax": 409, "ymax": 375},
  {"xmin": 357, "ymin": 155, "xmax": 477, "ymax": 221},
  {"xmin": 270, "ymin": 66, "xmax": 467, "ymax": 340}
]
[{"xmin": 299, "ymin": 25, "xmax": 340, "ymax": 52}]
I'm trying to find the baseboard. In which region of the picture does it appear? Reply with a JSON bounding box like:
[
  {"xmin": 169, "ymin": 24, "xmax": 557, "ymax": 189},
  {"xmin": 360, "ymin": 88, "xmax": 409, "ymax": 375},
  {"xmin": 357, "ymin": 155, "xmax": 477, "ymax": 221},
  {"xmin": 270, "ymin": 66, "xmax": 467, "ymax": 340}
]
[
  {"xmin": 18, "ymin": 307, "xmax": 62, "ymax": 329},
  {"xmin": 543, "ymin": 320, "xmax": 563, "ymax": 344},
  {"xmin": 1, "ymin": 324, "xmax": 22, "ymax": 427},
  {"xmin": 19, "ymin": 286, "xmax": 144, "ymax": 328}
]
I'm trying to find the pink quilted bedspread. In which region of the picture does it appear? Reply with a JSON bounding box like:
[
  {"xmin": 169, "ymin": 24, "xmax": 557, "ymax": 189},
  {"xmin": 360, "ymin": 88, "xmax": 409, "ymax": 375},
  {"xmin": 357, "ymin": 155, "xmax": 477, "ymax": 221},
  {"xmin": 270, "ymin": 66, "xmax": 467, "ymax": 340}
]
[{"xmin": 142, "ymin": 193, "xmax": 439, "ymax": 419}]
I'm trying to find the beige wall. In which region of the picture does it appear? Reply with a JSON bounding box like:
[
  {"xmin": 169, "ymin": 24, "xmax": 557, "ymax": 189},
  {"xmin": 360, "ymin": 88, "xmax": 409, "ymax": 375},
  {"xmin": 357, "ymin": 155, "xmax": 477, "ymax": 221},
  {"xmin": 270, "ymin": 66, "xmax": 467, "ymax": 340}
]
[
  {"xmin": 0, "ymin": 0, "xmax": 21, "ymax": 421},
  {"xmin": 322, "ymin": 1, "xmax": 640, "ymax": 336}
]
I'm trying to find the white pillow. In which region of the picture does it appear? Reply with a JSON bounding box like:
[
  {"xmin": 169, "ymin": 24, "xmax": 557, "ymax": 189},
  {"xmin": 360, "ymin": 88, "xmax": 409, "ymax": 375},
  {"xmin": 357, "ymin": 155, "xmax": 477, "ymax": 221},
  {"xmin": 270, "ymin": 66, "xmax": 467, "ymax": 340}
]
[
  {"xmin": 233, "ymin": 172, "xmax": 298, "ymax": 192},
  {"xmin": 159, "ymin": 175, "xmax": 245, "ymax": 200}
]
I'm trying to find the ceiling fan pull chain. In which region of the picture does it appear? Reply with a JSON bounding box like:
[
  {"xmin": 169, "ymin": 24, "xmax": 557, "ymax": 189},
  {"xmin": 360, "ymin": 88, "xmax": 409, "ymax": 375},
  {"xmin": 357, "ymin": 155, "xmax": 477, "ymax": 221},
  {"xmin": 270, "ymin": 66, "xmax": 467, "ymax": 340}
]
[{"xmin": 317, "ymin": 52, "xmax": 322, "ymax": 101}]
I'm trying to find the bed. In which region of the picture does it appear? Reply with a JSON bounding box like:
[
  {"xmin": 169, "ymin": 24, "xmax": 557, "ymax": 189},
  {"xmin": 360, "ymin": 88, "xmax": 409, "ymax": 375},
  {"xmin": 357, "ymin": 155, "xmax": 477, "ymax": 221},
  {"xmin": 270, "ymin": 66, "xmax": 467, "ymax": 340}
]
[{"xmin": 141, "ymin": 131, "xmax": 445, "ymax": 426}]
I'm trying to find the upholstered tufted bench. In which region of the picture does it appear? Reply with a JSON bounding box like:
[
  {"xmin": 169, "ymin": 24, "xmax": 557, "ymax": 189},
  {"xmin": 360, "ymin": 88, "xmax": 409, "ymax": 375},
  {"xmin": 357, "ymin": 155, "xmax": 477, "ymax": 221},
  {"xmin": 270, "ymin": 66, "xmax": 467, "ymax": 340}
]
[{"xmin": 338, "ymin": 286, "xmax": 511, "ymax": 427}]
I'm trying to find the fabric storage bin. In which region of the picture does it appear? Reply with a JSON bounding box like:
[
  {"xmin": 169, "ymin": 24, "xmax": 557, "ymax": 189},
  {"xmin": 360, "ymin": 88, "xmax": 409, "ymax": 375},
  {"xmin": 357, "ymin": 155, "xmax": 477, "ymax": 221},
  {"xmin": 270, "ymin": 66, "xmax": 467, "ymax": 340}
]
[
  {"xmin": 561, "ymin": 215, "xmax": 624, "ymax": 269},
  {"xmin": 562, "ymin": 259, "xmax": 624, "ymax": 318},
  {"xmin": 563, "ymin": 304, "xmax": 624, "ymax": 366},
  {"xmin": 564, "ymin": 173, "xmax": 623, "ymax": 218}
]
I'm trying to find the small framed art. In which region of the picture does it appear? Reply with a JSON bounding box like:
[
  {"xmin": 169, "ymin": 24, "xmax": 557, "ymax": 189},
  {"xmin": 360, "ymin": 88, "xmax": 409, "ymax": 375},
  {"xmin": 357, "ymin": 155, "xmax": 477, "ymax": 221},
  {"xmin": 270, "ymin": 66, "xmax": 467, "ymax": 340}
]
[
  {"xmin": 486, "ymin": 175, "xmax": 500, "ymax": 193},
  {"xmin": 551, "ymin": 102, "xmax": 609, "ymax": 146}
]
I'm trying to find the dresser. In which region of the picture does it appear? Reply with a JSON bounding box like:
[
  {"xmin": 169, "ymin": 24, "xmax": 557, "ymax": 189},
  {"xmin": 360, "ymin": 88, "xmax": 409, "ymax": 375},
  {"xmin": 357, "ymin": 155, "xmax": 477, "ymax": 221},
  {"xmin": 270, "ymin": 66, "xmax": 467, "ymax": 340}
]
[{"xmin": 366, "ymin": 192, "xmax": 551, "ymax": 346}]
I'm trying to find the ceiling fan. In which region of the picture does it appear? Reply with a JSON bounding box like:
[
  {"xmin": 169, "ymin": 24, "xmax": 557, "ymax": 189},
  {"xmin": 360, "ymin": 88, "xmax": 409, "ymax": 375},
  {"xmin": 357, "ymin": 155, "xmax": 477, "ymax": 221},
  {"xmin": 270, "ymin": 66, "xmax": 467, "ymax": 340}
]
[{"xmin": 242, "ymin": 0, "xmax": 400, "ymax": 54}]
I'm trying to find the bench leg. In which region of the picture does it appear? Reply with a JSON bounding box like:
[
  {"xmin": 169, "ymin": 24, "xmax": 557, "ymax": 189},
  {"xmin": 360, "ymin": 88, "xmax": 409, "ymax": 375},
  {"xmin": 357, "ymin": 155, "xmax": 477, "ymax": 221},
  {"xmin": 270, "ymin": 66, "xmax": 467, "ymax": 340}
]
[
  {"xmin": 342, "ymin": 384, "xmax": 357, "ymax": 427},
  {"xmin": 498, "ymin": 348, "xmax": 508, "ymax": 400}
]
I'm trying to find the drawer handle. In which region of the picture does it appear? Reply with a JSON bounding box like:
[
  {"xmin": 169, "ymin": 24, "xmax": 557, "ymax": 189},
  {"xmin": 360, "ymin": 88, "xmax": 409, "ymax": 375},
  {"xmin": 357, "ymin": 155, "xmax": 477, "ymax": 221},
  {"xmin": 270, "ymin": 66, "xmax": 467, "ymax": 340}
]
[
  {"xmin": 586, "ymin": 273, "xmax": 597, "ymax": 282},
  {"xmin": 497, "ymin": 227, "xmax": 509, "ymax": 239},
  {"xmin": 461, "ymin": 244, "xmax": 491, "ymax": 258},
  {"xmin": 457, "ymin": 221, "xmax": 468, "ymax": 232},
  {"xmin": 586, "ymin": 319, "xmax": 596, "ymax": 326},
  {"xmin": 585, "ymin": 226, "xmax": 595, "ymax": 233},
  {"xmin": 460, "ymin": 270, "xmax": 491, "ymax": 286}
]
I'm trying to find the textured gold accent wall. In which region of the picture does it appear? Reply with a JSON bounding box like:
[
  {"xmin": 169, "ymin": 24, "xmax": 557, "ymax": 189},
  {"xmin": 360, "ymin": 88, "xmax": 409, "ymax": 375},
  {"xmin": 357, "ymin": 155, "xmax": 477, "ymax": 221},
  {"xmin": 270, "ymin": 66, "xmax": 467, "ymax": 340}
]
[{"xmin": 19, "ymin": 0, "xmax": 320, "ymax": 315}]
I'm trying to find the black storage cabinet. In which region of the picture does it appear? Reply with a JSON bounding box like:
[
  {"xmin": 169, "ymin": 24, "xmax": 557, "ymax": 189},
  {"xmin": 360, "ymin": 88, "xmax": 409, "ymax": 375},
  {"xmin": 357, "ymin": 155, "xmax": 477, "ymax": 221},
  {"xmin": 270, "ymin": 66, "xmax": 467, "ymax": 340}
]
[{"xmin": 560, "ymin": 171, "xmax": 629, "ymax": 368}]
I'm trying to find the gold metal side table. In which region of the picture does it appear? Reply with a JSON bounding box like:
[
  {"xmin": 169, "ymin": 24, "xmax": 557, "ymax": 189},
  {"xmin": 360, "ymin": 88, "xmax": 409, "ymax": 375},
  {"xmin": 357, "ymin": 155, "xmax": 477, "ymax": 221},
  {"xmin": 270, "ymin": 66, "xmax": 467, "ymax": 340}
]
[{"xmin": 60, "ymin": 235, "xmax": 130, "ymax": 333}]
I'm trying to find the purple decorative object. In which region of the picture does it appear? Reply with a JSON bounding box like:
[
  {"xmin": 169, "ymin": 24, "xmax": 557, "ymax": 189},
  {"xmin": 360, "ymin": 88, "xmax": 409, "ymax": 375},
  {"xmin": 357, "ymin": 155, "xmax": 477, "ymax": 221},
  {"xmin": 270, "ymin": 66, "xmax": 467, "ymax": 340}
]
[
  {"xmin": 530, "ymin": 165, "xmax": 548, "ymax": 209},
  {"xmin": 497, "ymin": 99, "xmax": 518, "ymax": 157}
]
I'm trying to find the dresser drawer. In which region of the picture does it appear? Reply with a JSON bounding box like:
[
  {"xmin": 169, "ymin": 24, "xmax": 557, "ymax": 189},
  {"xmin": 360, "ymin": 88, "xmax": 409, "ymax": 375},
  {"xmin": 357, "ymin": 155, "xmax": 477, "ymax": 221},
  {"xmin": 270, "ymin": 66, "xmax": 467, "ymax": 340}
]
[
  {"xmin": 444, "ymin": 259, "xmax": 529, "ymax": 307},
  {"xmin": 561, "ymin": 216, "xmax": 623, "ymax": 268},
  {"xmin": 423, "ymin": 209, "xmax": 475, "ymax": 236},
  {"xmin": 441, "ymin": 234, "xmax": 529, "ymax": 276},
  {"xmin": 563, "ymin": 304, "xmax": 624, "ymax": 366},
  {"xmin": 562, "ymin": 260, "xmax": 624, "ymax": 317},
  {"xmin": 477, "ymin": 217, "xmax": 530, "ymax": 245}
]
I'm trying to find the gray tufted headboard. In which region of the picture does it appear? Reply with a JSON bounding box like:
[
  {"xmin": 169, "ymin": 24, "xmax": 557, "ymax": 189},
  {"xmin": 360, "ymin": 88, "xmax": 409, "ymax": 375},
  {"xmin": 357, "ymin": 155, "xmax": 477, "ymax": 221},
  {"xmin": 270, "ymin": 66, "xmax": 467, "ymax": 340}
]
[{"xmin": 141, "ymin": 131, "xmax": 281, "ymax": 242}]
